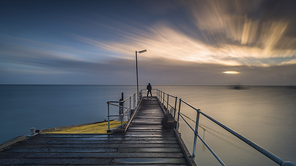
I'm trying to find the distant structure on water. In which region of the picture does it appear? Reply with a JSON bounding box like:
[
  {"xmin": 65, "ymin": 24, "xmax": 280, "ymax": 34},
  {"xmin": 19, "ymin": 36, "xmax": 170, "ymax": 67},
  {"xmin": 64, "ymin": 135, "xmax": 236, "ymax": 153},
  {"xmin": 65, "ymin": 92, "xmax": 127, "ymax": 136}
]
[{"xmin": 228, "ymin": 85, "xmax": 246, "ymax": 90}]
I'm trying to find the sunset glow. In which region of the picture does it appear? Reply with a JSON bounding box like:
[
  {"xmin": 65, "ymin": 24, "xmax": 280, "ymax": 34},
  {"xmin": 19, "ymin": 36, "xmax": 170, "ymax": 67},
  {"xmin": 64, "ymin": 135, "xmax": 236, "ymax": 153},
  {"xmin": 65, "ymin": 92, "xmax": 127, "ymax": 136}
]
[{"xmin": 223, "ymin": 71, "xmax": 240, "ymax": 74}]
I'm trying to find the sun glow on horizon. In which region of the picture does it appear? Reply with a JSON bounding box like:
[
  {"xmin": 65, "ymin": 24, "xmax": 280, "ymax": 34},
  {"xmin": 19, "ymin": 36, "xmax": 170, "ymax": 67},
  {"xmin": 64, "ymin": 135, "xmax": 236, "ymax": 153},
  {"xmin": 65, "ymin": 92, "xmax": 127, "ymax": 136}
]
[{"xmin": 223, "ymin": 71, "xmax": 240, "ymax": 74}]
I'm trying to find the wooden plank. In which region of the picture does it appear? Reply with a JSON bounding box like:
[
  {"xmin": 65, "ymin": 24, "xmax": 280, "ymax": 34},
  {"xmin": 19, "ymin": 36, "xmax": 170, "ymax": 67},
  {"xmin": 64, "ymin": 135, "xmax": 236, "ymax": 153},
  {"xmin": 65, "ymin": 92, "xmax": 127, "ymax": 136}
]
[
  {"xmin": 134, "ymin": 116, "xmax": 163, "ymax": 119},
  {"xmin": 121, "ymin": 140, "xmax": 178, "ymax": 144},
  {"xmin": 26, "ymin": 135, "xmax": 178, "ymax": 141},
  {"xmin": 5, "ymin": 143, "xmax": 181, "ymax": 149},
  {"xmin": 0, "ymin": 158, "xmax": 111, "ymax": 165},
  {"xmin": 0, "ymin": 152, "xmax": 185, "ymax": 159},
  {"xmin": 114, "ymin": 153, "xmax": 185, "ymax": 158},
  {"xmin": 0, "ymin": 135, "xmax": 27, "ymax": 151},
  {"xmin": 20, "ymin": 140, "xmax": 123, "ymax": 144},
  {"xmin": 132, "ymin": 119, "xmax": 163, "ymax": 123},
  {"xmin": 118, "ymin": 147, "xmax": 182, "ymax": 153},
  {"xmin": 37, "ymin": 134, "xmax": 122, "ymax": 138},
  {"xmin": 113, "ymin": 158, "xmax": 188, "ymax": 164},
  {"xmin": 5, "ymin": 147, "xmax": 118, "ymax": 153}
]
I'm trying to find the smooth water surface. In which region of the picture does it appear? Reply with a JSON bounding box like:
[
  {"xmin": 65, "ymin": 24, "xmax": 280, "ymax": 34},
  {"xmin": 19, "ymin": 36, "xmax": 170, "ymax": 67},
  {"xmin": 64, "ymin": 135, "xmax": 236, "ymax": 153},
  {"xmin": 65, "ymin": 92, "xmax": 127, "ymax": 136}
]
[
  {"xmin": 0, "ymin": 85, "xmax": 137, "ymax": 144},
  {"xmin": 0, "ymin": 85, "xmax": 295, "ymax": 165},
  {"xmin": 154, "ymin": 85, "xmax": 296, "ymax": 165}
]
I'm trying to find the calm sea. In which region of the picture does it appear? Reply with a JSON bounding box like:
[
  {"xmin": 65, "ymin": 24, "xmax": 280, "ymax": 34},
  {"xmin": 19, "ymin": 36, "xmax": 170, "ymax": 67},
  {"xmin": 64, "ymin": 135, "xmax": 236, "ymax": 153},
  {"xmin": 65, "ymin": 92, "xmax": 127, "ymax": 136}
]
[{"xmin": 0, "ymin": 85, "xmax": 295, "ymax": 165}]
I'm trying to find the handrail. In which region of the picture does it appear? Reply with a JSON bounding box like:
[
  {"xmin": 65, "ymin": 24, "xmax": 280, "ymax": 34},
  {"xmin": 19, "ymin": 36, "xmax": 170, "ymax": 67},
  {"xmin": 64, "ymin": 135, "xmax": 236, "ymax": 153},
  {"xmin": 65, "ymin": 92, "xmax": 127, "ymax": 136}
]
[
  {"xmin": 107, "ymin": 90, "xmax": 142, "ymax": 130},
  {"xmin": 199, "ymin": 110, "xmax": 284, "ymax": 165},
  {"xmin": 156, "ymin": 89, "xmax": 178, "ymax": 119},
  {"xmin": 176, "ymin": 98, "xmax": 296, "ymax": 166}
]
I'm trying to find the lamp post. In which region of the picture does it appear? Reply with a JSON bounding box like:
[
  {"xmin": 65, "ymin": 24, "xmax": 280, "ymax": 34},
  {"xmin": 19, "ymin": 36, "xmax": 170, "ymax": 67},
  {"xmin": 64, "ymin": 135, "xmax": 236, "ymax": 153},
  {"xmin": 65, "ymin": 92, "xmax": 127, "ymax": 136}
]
[{"xmin": 135, "ymin": 49, "xmax": 147, "ymax": 92}]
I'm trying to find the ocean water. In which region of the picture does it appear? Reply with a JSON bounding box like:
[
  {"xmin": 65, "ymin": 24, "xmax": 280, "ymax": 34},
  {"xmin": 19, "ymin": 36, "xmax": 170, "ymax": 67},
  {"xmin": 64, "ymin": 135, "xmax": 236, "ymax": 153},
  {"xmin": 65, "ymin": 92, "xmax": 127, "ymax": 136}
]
[
  {"xmin": 0, "ymin": 85, "xmax": 295, "ymax": 165},
  {"xmin": 0, "ymin": 85, "xmax": 137, "ymax": 144}
]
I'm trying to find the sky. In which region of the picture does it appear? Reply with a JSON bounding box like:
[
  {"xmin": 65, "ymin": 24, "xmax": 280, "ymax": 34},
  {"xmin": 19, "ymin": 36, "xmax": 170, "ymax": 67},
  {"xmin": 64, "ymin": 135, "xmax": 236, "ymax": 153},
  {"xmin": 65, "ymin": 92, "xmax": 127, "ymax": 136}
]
[{"xmin": 0, "ymin": 0, "xmax": 296, "ymax": 85}]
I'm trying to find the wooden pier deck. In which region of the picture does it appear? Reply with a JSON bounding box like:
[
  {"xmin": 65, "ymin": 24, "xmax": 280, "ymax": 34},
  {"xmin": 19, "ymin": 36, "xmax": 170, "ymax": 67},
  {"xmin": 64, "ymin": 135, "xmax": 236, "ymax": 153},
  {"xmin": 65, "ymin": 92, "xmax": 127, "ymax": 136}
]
[{"xmin": 0, "ymin": 97, "xmax": 194, "ymax": 165}]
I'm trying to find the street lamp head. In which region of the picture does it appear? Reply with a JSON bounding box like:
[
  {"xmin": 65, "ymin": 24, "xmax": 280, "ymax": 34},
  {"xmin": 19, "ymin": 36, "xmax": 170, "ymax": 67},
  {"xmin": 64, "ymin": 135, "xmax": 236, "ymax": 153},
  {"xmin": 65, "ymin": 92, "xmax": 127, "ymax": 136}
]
[{"xmin": 138, "ymin": 49, "xmax": 147, "ymax": 53}]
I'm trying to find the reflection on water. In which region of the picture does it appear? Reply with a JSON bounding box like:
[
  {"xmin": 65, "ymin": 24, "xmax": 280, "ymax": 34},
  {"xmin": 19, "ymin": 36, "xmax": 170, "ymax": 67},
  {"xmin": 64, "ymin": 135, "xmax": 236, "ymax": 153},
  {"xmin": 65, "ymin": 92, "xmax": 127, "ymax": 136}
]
[{"xmin": 155, "ymin": 86, "xmax": 296, "ymax": 166}]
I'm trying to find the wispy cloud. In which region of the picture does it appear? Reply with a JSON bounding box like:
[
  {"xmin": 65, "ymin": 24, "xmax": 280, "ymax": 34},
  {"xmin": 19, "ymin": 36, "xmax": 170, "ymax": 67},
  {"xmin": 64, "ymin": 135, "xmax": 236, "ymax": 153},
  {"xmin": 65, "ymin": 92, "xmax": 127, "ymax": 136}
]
[
  {"xmin": 0, "ymin": 34, "xmax": 107, "ymax": 76},
  {"xmin": 72, "ymin": 0, "xmax": 296, "ymax": 67}
]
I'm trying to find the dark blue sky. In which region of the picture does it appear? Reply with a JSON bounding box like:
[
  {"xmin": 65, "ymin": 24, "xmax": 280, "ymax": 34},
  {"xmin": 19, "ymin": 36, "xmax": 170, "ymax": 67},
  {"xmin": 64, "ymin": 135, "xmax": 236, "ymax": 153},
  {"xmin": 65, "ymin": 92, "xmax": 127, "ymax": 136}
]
[{"xmin": 1, "ymin": 0, "xmax": 296, "ymax": 85}]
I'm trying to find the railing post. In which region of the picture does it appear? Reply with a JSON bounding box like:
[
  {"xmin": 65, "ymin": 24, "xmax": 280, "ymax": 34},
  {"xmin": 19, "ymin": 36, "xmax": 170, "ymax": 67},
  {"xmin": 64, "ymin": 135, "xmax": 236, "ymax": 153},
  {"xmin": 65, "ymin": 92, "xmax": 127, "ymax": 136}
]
[
  {"xmin": 192, "ymin": 109, "xmax": 200, "ymax": 157},
  {"xmin": 136, "ymin": 91, "xmax": 140, "ymax": 105},
  {"xmin": 161, "ymin": 91, "xmax": 163, "ymax": 104},
  {"xmin": 122, "ymin": 99, "xmax": 125, "ymax": 128},
  {"xmin": 158, "ymin": 90, "xmax": 159, "ymax": 99},
  {"xmin": 129, "ymin": 97, "xmax": 132, "ymax": 118},
  {"xmin": 107, "ymin": 102, "xmax": 110, "ymax": 130},
  {"xmin": 167, "ymin": 95, "xmax": 169, "ymax": 112},
  {"xmin": 119, "ymin": 93, "xmax": 124, "ymax": 129},
  {"xmin": 137, "ymin": 90, "xmax": 140, "ymax": 105},
  {"xmin": 176, "ymin": 98, "xmax": 182, "ymax": 130},
  {"xmin": 162, "ymin": 92, "xmax": 164, "ymax": 106},
  {"xmin": 133, "ymin": 94, "xmax": 135, "ymax": 110},
  {"xmin": 174, "ymin": 97, "xmax": 177, "ymax": 119}
]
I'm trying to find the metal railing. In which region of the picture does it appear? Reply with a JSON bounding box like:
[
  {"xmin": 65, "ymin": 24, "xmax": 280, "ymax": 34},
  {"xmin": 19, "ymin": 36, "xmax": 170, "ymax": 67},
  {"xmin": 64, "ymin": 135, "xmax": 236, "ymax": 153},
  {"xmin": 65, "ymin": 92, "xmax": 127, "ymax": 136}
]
[
  {"xmin": 106, "ymin": 89, "xmax": 295, "ymax": 166},
  {"xmin": 107, "ymin": 90, "xmax": 142, "ymax": 130},
  {"xmin": 156, "ymin": 89, "xmax": 178, "ymax": 119},
  {"xmin": 176, "ymin": 97, "xmax": 296, "ymax": 166}
]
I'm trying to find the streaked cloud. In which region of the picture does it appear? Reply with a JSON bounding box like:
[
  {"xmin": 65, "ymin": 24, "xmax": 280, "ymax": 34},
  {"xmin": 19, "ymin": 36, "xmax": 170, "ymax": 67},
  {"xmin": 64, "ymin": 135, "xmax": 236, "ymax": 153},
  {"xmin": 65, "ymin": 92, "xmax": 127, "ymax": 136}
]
[
  {"xmin": 72, "ymin": 0, "xmax": 296, "ymax": 67},
  {"xmin": 0, "ymin": 0, "xmax": 295, "ymax": 85}
]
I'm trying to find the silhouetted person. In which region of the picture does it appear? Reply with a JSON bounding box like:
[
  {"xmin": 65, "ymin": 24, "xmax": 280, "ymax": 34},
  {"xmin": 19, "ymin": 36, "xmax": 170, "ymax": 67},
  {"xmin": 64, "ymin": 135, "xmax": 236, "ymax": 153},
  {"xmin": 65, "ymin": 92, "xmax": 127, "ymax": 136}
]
[{"xmin": 147, "ymin": 83, "xmax": 152, "ymax": 97}]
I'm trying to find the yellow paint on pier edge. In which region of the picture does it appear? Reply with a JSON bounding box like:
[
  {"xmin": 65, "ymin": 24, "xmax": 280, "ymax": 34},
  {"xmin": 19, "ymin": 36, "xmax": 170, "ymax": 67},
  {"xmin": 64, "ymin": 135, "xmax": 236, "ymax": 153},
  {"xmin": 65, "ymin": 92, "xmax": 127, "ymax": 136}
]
[{"xmin": 43, "ymin": 121, "xmax": 126, "ymax": 134}]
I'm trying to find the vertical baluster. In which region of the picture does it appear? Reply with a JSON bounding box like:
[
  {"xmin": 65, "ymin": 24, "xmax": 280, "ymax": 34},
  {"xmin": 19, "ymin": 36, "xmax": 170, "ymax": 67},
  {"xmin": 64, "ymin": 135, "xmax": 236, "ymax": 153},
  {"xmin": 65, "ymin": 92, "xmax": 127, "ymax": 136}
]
[
  {"xmin": 129, "ymin": 97, "xmax": 132, "ymax": 119},
  {"xmin": 122, "ymin": 100, "xmax": 125, "ymax": 129},
  {"xmin": 176, "ymin": 98, "xmax": 182, "ymax": 130},
  {"xmin": 107, "ymin": 102, "xmax": 110, "ymax": 130},
  {"xmin": 133, "ymin": 94, "xmax": 135, "ymax": 110},
  {"xmin": 120, "ymin": 93, "xmax": 124, "ymax": 129},
  {"xmin": 174, "ymin": 97, "xmax": 177, "ymax": 119},
  {"xmin": 167, "ymin": 95, "xmax": 169, "ymax": 113},
  {"xmin": 162, "ymin": 92, "xmax": 165, "ymax": 105},
  {"xmin": 192, "ymin": 109, "xmax": 200, "ymax": 157}
]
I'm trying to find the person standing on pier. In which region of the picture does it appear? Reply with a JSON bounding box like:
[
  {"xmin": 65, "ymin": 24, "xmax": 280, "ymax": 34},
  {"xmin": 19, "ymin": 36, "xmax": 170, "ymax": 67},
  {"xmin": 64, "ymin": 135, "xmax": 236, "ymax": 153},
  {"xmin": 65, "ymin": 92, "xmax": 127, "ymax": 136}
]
[{"xmin": 147, "ymin": 83, "xmax": 152, "ymax": 97}]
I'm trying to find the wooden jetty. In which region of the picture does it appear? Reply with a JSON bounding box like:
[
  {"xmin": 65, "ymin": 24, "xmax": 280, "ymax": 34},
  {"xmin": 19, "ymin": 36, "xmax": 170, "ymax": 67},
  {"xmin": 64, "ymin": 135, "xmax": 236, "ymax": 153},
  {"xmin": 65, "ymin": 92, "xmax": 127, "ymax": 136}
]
[{"xmin": 0, "ymin": 97, "xmax": 195, "ymax": 165}]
